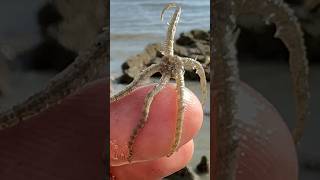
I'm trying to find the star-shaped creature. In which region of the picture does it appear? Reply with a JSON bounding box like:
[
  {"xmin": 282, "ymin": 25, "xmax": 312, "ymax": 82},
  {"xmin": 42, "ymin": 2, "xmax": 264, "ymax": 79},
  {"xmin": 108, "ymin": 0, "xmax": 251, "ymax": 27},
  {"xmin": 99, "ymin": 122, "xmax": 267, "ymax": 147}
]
[{"xmin": 111, "ymin": 3, "xmax": 207, "ymax": 162}]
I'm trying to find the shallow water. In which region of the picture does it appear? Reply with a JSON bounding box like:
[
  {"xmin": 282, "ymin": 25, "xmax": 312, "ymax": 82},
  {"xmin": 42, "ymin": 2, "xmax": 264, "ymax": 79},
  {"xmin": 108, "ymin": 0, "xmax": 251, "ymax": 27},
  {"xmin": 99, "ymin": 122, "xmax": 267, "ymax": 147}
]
[{"xmin": 111, "ymin": 0, "xmax": 209, "ymax": 36}]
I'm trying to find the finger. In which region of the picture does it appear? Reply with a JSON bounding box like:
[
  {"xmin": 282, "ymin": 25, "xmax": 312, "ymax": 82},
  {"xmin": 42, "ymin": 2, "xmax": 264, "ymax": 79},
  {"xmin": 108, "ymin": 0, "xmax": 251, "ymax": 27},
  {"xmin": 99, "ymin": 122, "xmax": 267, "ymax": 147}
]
[
  {"xmin": 110, "ymin": 84, "xmax": 203, "ymax": 166},
  {"xmin": 110, "ymin": 140, "xmax": 194, "ymax": 180},
  {"xmin": 0, "ymin": 79, "xmax": 108, "ymax": 180},
  {"xmin": 212, "ymin": 82, "xmax": 298, "ymax": 180},
  {"xmin": 235, "ymin": 83, "xmax": 298, "ymax": 180}
]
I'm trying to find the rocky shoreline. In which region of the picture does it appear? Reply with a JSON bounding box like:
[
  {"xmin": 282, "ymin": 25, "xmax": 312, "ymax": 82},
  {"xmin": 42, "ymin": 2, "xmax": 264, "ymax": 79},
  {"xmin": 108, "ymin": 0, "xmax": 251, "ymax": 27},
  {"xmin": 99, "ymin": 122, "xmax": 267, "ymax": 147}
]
[
  {"xmin": 115, "ymin": 2, "xmax": 320, "ymax": 85},
  {"xmin": 116, "ymin": 29, "xmax": 210, "ymax": 84}
]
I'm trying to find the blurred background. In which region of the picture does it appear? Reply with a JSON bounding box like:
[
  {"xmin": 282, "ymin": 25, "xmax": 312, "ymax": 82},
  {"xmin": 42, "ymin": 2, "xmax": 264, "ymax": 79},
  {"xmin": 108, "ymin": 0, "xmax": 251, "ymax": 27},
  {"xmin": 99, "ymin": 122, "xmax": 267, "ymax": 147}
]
[
  {"xmin": 0, "ymin": 0, "xmax": 104, "ymax": 110},
  {"xmin": 236, "ymin": 0, "xmax": 320, "ymax": 179},
  {"xmin": 0, "ymin": 0, "xmax": 56, "ymax": 110}
]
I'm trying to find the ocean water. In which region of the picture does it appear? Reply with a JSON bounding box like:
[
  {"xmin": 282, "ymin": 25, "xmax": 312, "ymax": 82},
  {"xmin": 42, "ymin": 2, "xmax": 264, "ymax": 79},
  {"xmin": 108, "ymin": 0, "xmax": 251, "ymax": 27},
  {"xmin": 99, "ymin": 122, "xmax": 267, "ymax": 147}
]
[
  {"xmin": 111, "ymin": 0, "xmax": 210, "ymax": 36},
  {"xmin": 110, "ymin": 0, "xmax": 210, "ymax": 74}
]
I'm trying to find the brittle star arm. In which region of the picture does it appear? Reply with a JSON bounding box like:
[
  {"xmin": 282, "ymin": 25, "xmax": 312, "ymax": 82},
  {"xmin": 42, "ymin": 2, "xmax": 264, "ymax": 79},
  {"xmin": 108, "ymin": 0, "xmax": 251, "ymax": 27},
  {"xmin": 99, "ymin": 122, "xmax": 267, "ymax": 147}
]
[
  {"xmin": 0, "ymin": 32, "xmax": 107, "ymax": 129},
  {"xmin": 110, "ymin": 64, "xmax": 161, "ymax": 102},
  {"xmin": 160, "ymin": 3, "xmax": 181, "ymax": 56},
  {"xmin": 167, "ymin": 67, "xmax": 185, "ymax": 156},
  {"xmin": 128, "ymin": 73, "xmax": 171, "ymax": 162},
  {"xmin": 181, "ymin": 57, "xmax": 207, "ymax": 106}
]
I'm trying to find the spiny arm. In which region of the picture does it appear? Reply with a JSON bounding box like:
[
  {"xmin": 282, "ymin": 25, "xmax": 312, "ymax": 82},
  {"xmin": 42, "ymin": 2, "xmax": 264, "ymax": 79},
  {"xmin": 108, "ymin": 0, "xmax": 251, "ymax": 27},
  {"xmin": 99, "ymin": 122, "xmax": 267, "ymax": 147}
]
[
  {"xmin": 160, "ymin": 3, "xmax": 181, "ymax": 56},
  {"xmin": 0, "ymin": 32, "xmax": 107, "ymax": 130},
  {"xmin": 128, "ymin": 74, "xmax": 171, "ymax": 162},
  {"xmin": 233, "ymin": 0, "xmax": 310, "ymax": 144},
  {"xmin": 111, "ymin": 64, "xmax": 161, "ymax": 102},
  {"xmin": 181, "ymin": 57, "xmax": 207, "ymax": 107},
  {"xmin": 167, "ymin": 67, "xmax": 185, "ymax": 156}
]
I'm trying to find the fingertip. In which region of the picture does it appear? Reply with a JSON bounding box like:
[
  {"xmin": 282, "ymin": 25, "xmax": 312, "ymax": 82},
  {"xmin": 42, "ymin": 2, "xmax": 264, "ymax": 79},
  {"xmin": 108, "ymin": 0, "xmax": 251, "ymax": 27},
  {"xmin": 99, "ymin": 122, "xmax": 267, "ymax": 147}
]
[
  {"xmin": 110, "ymin": 84, "xmax": 203, "ymax": 165},
  {"xmin": 110, "ymin": 140, "xmax": 194, "ymax": 180}
]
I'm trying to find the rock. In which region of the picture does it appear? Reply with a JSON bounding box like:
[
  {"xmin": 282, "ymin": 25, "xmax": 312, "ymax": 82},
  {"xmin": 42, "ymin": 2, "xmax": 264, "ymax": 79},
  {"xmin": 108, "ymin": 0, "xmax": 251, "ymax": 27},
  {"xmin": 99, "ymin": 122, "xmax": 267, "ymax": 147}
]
[
  {"xmin": 176, "ymin": 32, "xmax": 195, "ymax": 46},
  {"xmin": 117, "ymin": 43, "xmax": 162, "ymax": 83},
  {"xmin": 18, "ymin": 0, "xmax": 106, "ymax": 72},
  {"xmin": 118, "ymin": 29, "xmax": 210, "ymax": 84},
  {"xmin": 17, "ymin": 2, "xmax": 76, "ymax": 71},
  {"xmin": 284, "ymin": 0, "xmax": 303, "ymax": 5},
  {"xmin": 176, "ymin": 29, "xmax": 209, "ymax": 46},
  {"xmin": 117, "ymin": 73, "xmax": 133, "ymax": 84},
  {"xmin": 0, "ymin": 52, "xmax": 9, "ymax": 96},
  {"xmin": 191, "ymin": 29, "xmax": 210, "ymax": 41},
  {"xmin": 37, "ymin": 2, "xmax": 63, "ymax": 38},
  {"xmin": 17, "ymin": 38, "xmax": 77, "ymax": 72},
  {"xmin": 236, "ymin": 23, "xmax": 289, "ymax": 61},
  {"xmin": 53, "ymin": 0, "xmax": 106, "ymax": 52},
  {"xmin": 164, "ymin": 167, "xmax": 196, "ymax": 180},
  {"xmin": 196, "ymin": 156, "xmax": 209, "ymax": 174}
]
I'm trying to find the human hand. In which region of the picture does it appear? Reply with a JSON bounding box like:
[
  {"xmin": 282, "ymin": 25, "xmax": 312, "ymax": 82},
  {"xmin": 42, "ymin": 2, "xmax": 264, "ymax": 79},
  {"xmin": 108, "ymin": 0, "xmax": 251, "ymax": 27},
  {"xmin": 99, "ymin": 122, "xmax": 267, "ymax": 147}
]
[
  {"xmin": 110, "ymin": 84, "xmax": 204, "ymax": 179},
  {"xmin": 212, "ymin": 82, "xmax": 298, "ymax": 180},
  {"xmin": 0, "ymin": 79, "xmax": 108, "ymax": 180}
]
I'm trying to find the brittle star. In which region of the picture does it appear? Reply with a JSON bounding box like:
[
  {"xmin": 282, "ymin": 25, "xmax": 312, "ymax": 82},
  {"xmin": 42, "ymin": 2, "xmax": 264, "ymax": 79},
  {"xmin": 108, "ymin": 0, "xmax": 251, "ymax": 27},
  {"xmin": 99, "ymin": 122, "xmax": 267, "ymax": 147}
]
[{"xmin": 110, "ymin": 3, "xmax": 207, "ymax": 163}]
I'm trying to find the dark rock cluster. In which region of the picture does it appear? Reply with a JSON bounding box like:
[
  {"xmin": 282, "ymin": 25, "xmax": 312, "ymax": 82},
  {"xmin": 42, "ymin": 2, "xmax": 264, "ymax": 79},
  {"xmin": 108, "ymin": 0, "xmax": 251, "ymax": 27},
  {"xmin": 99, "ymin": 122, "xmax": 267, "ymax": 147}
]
[
  {"xmin": 17, "ymin": 2, "xmax": 77, "ymax": 72},
  {"xmin": 164, "ymin": 155, "xmax": 209, "ymax": 179},
  {"xmin": 18, "ymin": 0, "xmax": 105, "ymax": 72},
  {"xmin": 118, "ymin": 29, "xmax": 210, "ymax": 84},
  {"xmin": 164, "ymin": 166, "xmax": 196, "ymax": 180},
  {"xmin": 196, "ymin": 156, "xmax": 209, "ymax": 174},
  {"xmin": 118, "ymin": 2, "xmax": 320, "ymax": 84}
]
